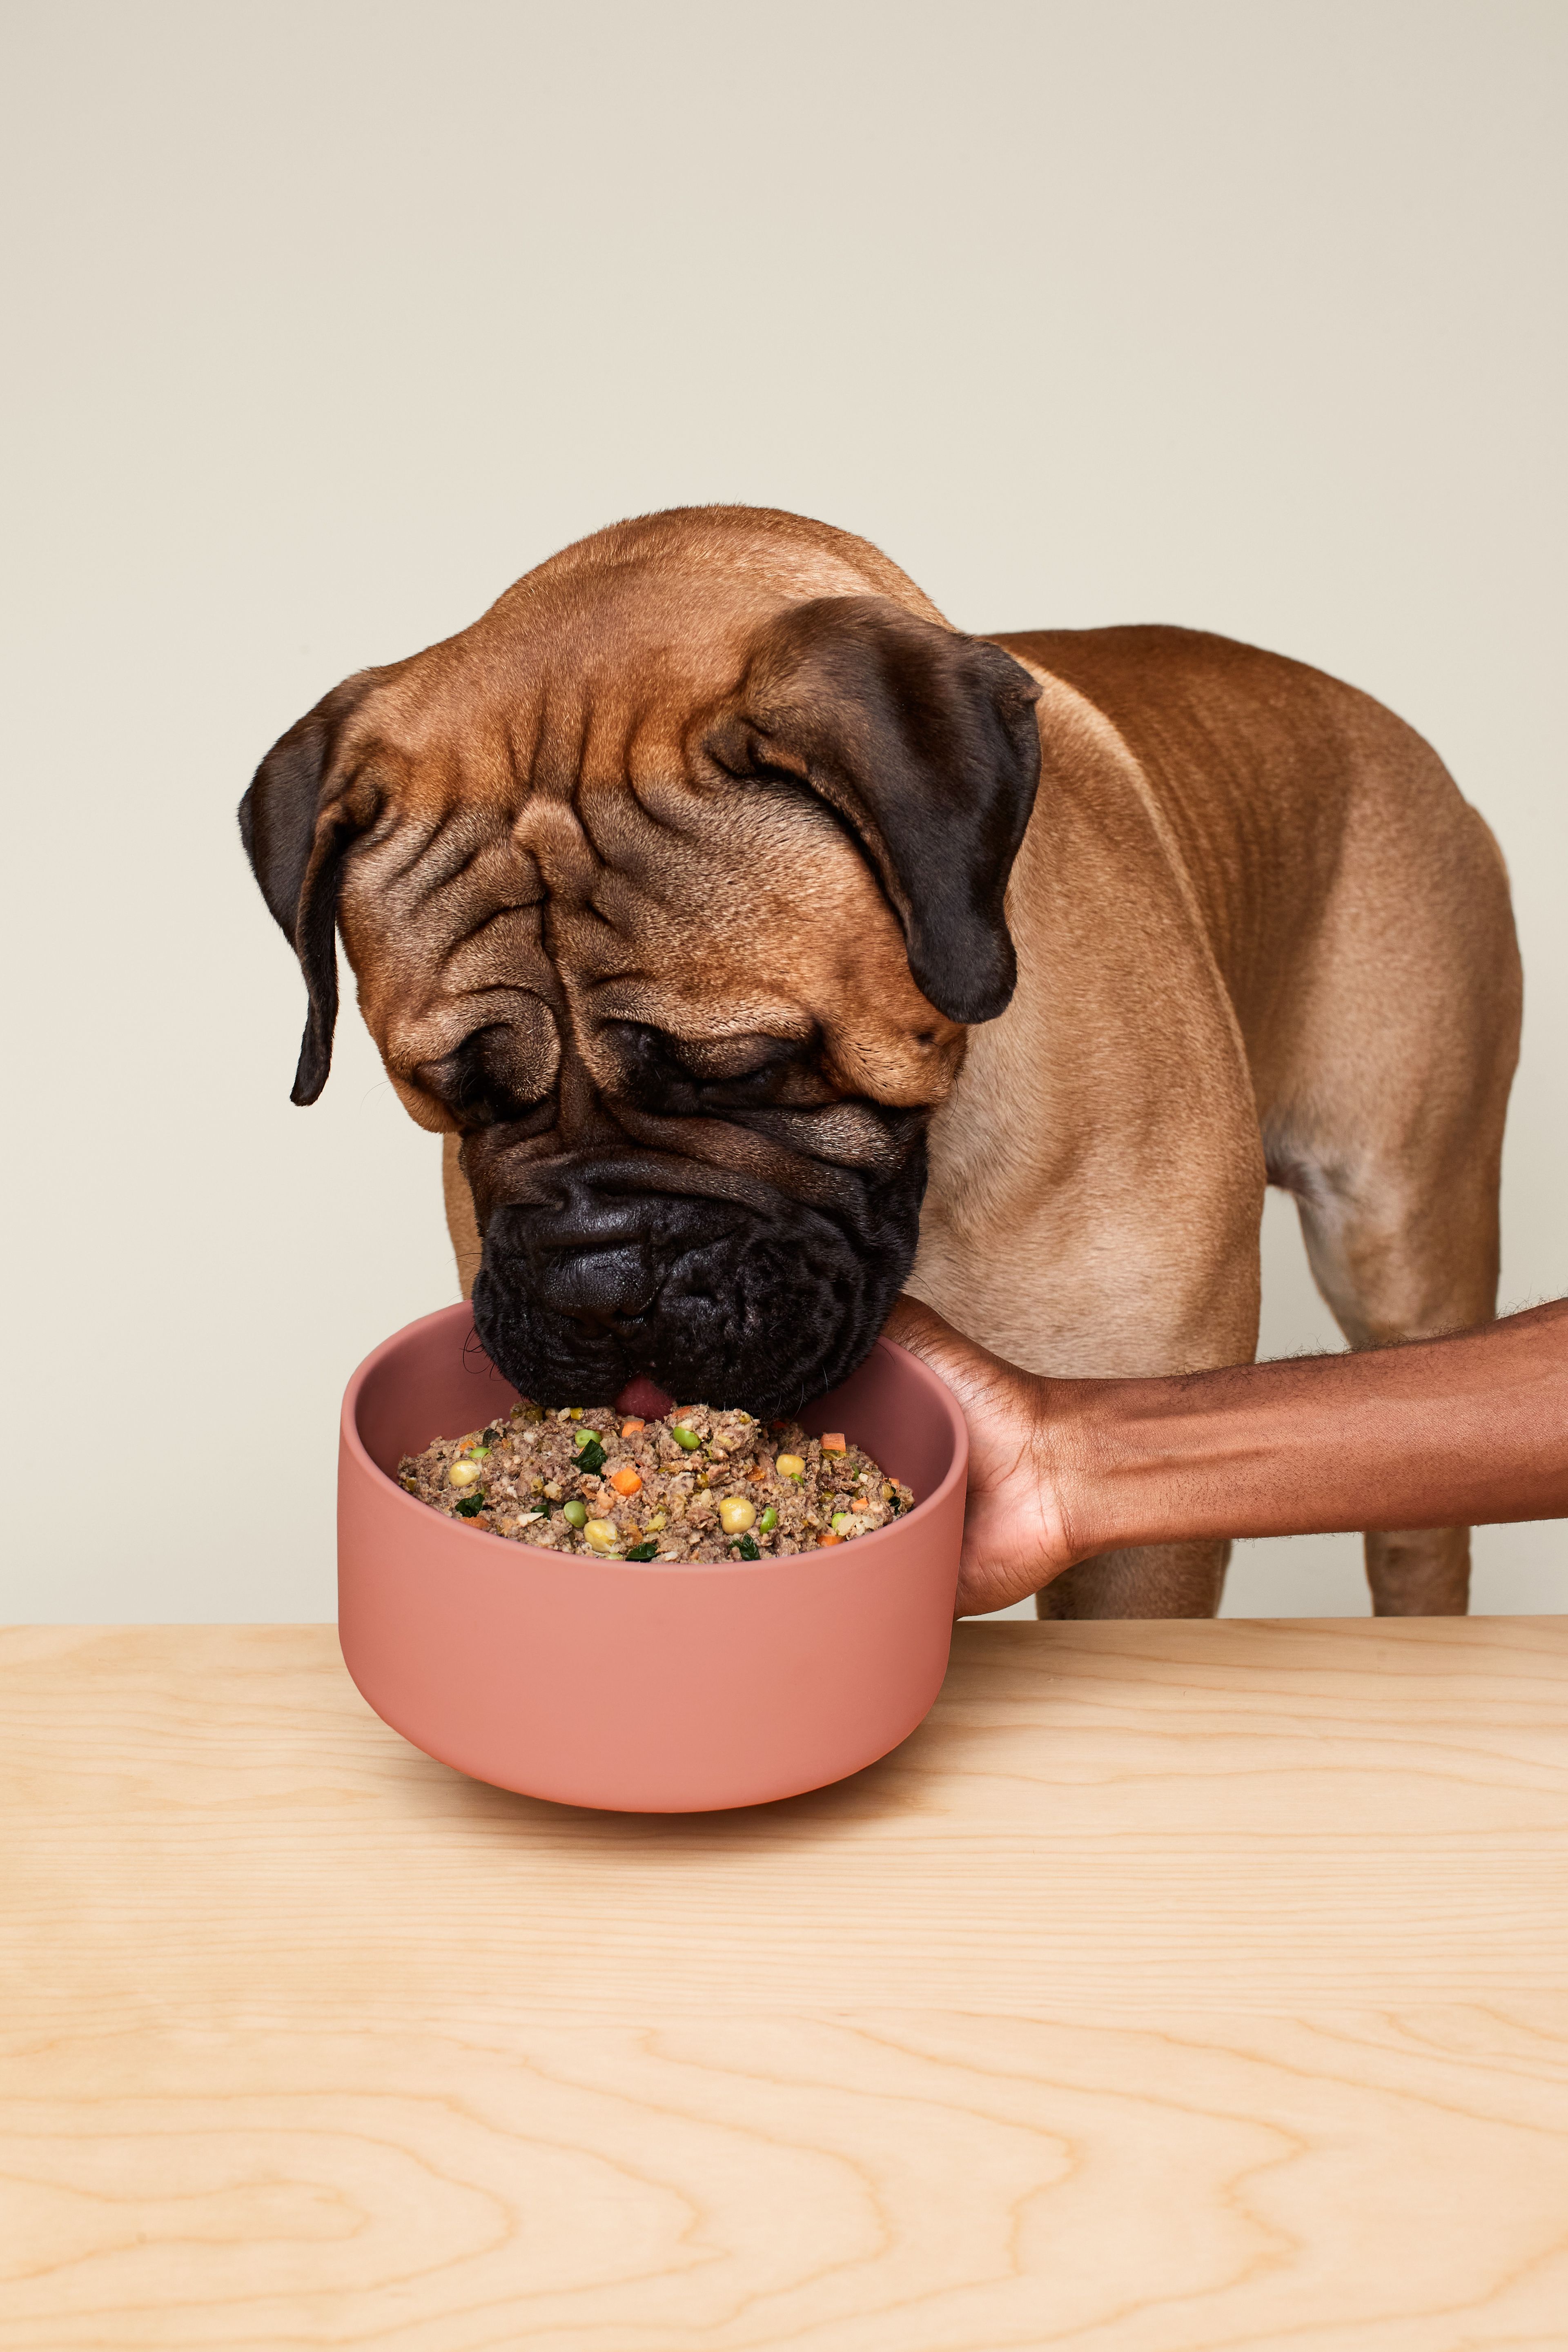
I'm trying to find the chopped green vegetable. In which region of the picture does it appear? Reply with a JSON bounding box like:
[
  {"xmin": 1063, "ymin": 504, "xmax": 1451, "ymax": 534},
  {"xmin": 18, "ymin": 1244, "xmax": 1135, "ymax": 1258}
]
[
  {"xmin": 624, "ymin": 1540, "xmax": 659, "ymax": 1561},
  {"xmin": 562, "ymin": 1499, "xmax": 588, "ymax": 1528},
  {"xmin": 453, "ymin": 1492, "xmax": 486, "ymax": 1517},
  {"xmin": 672, "ymin": 1424, "xmax": 703, "ymax": 1452},
  {"xmin": 573, "ymin": 1437, "xmax": 607, "ymax": 1474},
  {"xmin": 734, "ymin": 1534, "xmax": 760, "ymax": 1560},
  {"xmin": 758, "ymin": 1506, "xmax": 778, "ymax": 1533}
]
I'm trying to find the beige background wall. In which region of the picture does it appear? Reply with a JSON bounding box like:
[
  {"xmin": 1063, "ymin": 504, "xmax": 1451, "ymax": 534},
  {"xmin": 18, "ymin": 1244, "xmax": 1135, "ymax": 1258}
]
[{"xmin": 3, "ymin": 0, "xmax": 1562, "ymax": 1622}]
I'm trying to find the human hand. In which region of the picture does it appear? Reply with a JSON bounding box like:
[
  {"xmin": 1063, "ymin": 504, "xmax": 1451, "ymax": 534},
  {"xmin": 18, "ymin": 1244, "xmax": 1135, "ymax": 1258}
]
[{"xmin": 880, "ymin": 1295, "xmax": 1088, "ymax": 1615}]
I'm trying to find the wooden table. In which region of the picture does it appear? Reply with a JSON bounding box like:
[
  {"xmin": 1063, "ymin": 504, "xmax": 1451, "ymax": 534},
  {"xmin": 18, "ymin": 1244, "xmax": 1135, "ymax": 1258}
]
[{"xmin": 4, "ymin": 1619, "xmax": 1568, "ymax": 2349}]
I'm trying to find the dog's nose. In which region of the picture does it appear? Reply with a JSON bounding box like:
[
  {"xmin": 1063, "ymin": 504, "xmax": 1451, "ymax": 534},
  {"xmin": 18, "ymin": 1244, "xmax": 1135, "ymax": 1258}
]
[
  {"xmin": 541, "ymin": 1243, "xmax": 660, "ymax": 1329},
  {"xmin": 484, "ymin": 1192, "xmax": 661, "ymax": 1332}
]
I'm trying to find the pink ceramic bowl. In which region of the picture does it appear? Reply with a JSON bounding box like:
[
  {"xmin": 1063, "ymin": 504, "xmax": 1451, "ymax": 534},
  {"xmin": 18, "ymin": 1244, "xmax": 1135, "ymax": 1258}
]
[{"xmin": 338, "ymin": 1303, "xmax": 968, "ymax": 1812}]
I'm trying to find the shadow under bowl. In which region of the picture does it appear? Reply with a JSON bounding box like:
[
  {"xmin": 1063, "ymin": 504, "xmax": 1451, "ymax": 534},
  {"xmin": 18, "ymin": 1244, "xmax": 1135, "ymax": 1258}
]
[{"xmin": 338, "ymin": 1303, "xmax": 968, "ymax": 1812}]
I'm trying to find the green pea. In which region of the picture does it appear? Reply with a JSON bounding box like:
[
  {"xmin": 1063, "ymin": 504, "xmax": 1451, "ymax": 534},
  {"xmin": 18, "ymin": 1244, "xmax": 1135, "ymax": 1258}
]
[
  {"xmin": 672, "ymin": 1425, "xmax": 703, "ymax": 1452},
  {"xmin": 759, "ymin": 1506, "xmax": 778, "ymax": 1533},
  {"xmin": 562, "ymin": 1499, "xmax": 588, "ymax": 1528}
]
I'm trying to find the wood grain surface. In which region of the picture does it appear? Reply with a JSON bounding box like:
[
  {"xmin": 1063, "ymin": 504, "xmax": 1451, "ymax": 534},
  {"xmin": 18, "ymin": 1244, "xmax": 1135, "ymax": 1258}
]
[{"xmin": 4, "ymin": 1619, "xmax": 1567, "ymax": 2348}]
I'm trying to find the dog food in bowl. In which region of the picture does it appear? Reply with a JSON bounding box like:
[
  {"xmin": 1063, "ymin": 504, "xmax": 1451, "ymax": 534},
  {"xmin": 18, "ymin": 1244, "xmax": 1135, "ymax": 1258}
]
[{"xmin": 398, "ymin": 1399, "xmax": 914, "ymax": 1562}]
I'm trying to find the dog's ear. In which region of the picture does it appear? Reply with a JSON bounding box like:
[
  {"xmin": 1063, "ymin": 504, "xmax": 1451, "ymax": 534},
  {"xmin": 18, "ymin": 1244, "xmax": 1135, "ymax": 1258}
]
[
  {"xmin": 710, "ymin": 597, "xmax": 1042, "ymax": 1024},
  {"xmin": 238, "ymin": 673, "xmax": 381, "ymax": 1105}
]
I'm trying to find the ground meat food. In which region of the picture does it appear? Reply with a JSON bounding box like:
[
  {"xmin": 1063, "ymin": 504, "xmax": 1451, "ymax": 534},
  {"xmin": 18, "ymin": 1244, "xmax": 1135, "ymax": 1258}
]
[{"xmin": 397, "ymin": 1400, "xmax": 915, "ymax": 1563}]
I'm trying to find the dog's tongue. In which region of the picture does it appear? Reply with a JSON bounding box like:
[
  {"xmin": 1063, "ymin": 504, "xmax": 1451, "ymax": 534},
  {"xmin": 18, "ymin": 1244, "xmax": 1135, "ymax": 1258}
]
[{"xmin": 613, "ymin": 1374, "xmax": 677, "ymax": 1422}]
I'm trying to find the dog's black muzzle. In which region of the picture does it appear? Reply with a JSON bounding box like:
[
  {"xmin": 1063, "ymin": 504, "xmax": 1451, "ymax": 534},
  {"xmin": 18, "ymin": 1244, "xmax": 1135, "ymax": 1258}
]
[{"xmin": 470, "ymin": 1147, "xmax": 926, "ymax": 1419}]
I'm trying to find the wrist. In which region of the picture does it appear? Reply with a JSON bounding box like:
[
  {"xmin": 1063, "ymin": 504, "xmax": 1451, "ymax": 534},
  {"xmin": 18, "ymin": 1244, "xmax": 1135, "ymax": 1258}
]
[
  {"xmin": 1030, "ymin": 1378, "xmax": 1124, "ymax": 1566},
  {"xmin": 1051, "ymin": 1366, "xmax": 1286, "ymax": 1557}
]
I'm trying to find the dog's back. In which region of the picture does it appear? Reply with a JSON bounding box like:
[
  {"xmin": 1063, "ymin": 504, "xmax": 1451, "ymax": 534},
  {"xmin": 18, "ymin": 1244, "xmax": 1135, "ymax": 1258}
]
[{"xmin": 994, "ymin": 625, "xmax": 1508, "ymax": 1101}]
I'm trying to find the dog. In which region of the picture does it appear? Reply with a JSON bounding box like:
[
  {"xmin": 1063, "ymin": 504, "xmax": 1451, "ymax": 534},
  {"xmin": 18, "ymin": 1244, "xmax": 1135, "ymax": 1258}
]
[{"xmin": 241, "ymin": 505, "xmax": 1520, "ymax": 1617}]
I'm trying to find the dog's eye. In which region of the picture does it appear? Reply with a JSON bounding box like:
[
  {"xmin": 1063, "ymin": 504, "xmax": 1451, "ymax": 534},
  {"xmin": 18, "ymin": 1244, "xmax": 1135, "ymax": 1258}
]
[
  {"xmin": 607, "ymin": 1022, "xmax": 810, "ymax": 1111},
  {"xmin": 413, "ymin": 1027, "xmax": 555, "ymax": 1132},
  {"xmin": 666, "ymin": 1034, "xmax": 802, "ymax": 1086}
]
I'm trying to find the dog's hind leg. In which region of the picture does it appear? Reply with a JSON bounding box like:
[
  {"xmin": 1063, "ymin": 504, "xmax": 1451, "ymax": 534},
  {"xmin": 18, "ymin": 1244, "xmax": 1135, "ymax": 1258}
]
[
  {"xmin": 1263, "ymin": 780, "xmax": 1520, "ymax": 1615},
  {"xmin": 1275, "ymin": 1146, "xmax": 1507, "ymax": 1615}
]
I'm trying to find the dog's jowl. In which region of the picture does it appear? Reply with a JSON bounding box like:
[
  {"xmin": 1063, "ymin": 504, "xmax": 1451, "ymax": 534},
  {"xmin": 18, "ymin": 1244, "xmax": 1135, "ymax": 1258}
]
[{"xmin": 241, "ymin": 506, "xmax": 1520, "ymax": 1617}]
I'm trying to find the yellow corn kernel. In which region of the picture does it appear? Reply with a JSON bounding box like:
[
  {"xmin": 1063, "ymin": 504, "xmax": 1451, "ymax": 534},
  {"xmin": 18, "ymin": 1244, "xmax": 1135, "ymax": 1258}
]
[{"xmin": 584, "ymin": 1517, "xmax": 619, "ymax": 1552}]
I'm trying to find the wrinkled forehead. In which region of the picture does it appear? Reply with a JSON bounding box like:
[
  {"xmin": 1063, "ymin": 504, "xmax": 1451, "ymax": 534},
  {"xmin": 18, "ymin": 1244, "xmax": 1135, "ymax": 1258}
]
[
  {"xmin": 332, "ymin": 543, "xmax": 960, "ymax": 1109},
  {"xmin": 344, "ymin": 779, "xmax": 941, "ymax": 1079},
  {"xmin": 361, "ymin": 566, "xmax": 783, "ymax": 796},
  {"xmin": 338, "ymin": 719, "xmax": 949, "ymax": 1117}
]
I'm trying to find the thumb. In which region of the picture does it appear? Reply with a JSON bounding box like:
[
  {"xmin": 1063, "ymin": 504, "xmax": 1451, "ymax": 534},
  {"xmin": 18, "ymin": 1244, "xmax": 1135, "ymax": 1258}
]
[
  {"xmin": 881, "ymin": 1292, "xmax": 963, "ymax": 1359},
  {"xmin": 882, "ymin": 1294, "xmax": 1020, "ymax": 1415}
]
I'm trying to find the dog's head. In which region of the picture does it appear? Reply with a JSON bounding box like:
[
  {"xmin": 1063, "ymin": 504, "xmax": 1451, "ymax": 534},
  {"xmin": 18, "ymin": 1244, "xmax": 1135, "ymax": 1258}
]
[{"xmin": 240, "ymin": 508, "xmax": 1040, "ymax": 1415}]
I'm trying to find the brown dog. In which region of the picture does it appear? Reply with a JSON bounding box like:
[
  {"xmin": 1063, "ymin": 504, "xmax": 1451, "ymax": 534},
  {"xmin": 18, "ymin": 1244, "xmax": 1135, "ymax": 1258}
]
[{"xmin": 241, "ymin": 506, "xmax": 1520, "ymax": 1617}]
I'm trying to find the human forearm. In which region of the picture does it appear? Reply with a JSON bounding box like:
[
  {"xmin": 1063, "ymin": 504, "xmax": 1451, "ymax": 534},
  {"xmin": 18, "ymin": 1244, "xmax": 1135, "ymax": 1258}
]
[
  {"xmin": 885, "ymin": 1293, "xmax": 1568, "ymax": 1617},
  {"xmin": 1064, "ymin": 1301, "xmax": 1568, "ymax": 1557}
]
